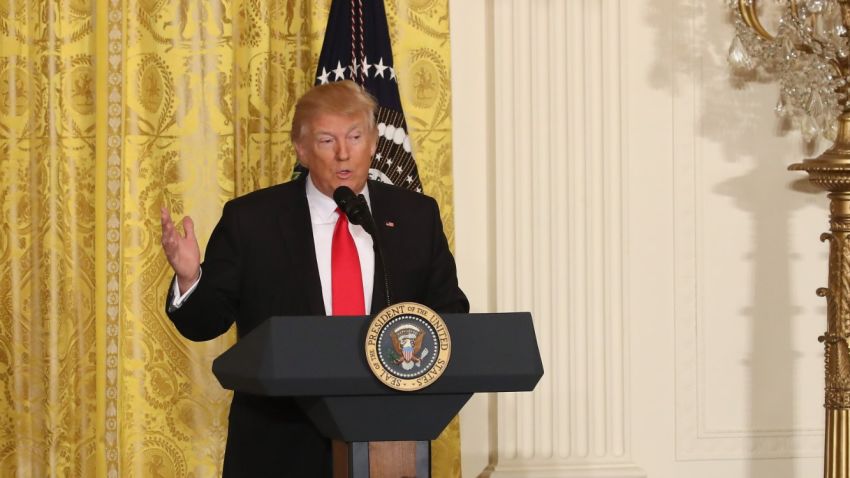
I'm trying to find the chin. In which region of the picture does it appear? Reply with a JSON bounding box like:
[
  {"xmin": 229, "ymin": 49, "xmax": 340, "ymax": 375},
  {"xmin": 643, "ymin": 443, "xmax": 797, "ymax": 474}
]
[{"xmin": 340, "ymin": 179, "xmax": 367, "ymax": 192}]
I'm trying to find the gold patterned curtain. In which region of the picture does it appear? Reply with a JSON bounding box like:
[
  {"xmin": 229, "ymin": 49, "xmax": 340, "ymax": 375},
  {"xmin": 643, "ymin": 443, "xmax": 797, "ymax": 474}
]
[{"xmin": 0, "ymin": 0, "xmax": 458, "ymax": 476}]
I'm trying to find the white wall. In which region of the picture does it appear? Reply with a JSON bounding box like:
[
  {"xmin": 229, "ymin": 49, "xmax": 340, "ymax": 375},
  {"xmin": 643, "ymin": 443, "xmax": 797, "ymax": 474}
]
[
  {"xmin": 451, "ymin": 0, "xmax": 494, "ymax": 475},
  {"xmin": 452, "ymin": 1, "xmax": 828, "ymax": 477}
]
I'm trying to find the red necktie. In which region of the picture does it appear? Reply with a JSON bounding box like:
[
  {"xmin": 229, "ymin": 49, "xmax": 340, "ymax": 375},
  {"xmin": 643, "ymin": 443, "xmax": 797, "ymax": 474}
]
[{"xmin": 331, "ymin": 208, "xmax": 365, "ymax": 315}]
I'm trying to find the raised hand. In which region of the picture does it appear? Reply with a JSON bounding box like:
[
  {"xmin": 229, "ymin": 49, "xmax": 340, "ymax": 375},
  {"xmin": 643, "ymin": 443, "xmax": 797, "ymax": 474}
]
[{"xmin": 160, "ymin": 206, "xmax": 201, "ymax": 294}]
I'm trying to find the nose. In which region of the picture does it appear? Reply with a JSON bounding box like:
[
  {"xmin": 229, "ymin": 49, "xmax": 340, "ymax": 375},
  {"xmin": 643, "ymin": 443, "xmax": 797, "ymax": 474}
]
[{"xmin": 336, "ymin": 140, "xmax": 349, "ymax": 161}]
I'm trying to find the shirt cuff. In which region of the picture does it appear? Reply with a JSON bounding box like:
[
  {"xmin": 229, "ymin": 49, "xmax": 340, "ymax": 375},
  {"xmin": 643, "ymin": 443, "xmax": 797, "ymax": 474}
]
[{"xmin": 171, "ymin": 268, "xmax": 202, "ymax": 309}]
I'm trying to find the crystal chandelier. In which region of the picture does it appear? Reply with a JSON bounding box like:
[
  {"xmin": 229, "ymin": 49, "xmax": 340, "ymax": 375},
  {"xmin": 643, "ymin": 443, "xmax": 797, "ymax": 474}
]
[{"xmin": 728, "ymin": 0, "xmax": 849, "ymax": 142}]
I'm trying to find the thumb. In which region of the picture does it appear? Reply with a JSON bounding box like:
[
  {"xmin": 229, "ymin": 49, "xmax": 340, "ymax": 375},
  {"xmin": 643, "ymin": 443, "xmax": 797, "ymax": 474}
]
[{"xmin": 182, "ymin": 216, "xmax": 196, "ymax": 240}]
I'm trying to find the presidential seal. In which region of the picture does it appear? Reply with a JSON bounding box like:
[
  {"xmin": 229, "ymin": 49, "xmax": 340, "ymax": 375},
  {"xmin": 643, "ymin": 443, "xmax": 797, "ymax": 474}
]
[{"xmin": 365, "ymin": 302, "xmax": 451, "ymax": 391}]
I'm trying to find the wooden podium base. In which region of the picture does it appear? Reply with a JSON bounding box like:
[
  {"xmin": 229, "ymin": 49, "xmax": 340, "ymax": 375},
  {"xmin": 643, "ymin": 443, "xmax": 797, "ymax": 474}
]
[{"xmin": 332, "ymin": 440, "xmax": 430, "ymax": 478}]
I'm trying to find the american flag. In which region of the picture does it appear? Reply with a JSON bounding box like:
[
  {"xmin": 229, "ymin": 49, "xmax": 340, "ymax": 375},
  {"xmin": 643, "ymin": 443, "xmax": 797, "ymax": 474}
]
[{"xmin": 308, "ymin": 0, "xmax": 423, "ymax": 193}]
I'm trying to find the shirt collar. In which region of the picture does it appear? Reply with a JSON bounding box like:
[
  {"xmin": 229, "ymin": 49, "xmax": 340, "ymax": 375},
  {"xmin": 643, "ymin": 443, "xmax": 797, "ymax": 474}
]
[{"xmin": 305, "ymin": 172, "xmax": 372, "ymax": 225}]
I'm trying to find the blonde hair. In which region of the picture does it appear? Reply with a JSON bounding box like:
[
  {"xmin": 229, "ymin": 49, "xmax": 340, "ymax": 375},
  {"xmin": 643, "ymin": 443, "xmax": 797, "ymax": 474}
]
[{"xmin": 290, "ymin": 80, "xmax": 378, "ymax": 144}]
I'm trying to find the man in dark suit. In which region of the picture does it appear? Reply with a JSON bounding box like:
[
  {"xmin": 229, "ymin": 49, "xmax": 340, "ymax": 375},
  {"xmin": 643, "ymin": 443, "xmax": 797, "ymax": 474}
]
[{"xmin": 160, "ymin": 80, "xmax": 468, "ymax": 476}]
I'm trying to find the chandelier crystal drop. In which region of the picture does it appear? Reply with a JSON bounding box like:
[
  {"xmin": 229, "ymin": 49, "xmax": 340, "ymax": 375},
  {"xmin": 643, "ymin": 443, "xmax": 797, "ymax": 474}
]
[{"xmin": 728, "ymin": 0, "xmax": 849, "ymax": 142}]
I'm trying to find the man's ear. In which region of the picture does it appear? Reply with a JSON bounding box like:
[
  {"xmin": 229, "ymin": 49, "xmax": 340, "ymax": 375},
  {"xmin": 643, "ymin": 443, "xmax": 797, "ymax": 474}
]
[{"xmin": 294, "ymin": 141, "xmax": 308, "ymax": 167}]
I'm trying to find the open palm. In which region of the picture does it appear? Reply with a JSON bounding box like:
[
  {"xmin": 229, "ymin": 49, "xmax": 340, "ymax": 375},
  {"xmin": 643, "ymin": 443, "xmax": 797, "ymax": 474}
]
[{"xmin": 160, "ymin": 207, "xmax": 201, "ymax": 293}]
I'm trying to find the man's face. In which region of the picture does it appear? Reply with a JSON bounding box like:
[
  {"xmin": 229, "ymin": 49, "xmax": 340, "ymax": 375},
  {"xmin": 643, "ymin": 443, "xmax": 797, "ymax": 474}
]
[{"xmin": 295, "ymin": 112, "xmax": 376, "ymax": 197}]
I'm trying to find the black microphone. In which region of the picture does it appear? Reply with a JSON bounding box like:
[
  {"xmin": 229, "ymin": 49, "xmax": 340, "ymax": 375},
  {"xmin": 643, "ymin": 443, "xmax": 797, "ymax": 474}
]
[
  {"xmin": 333, "ymin": 186, "xmax": 375, "ymax": 235},
  {"xmin": 332, "ymin": 185, "xmax": 392, "ymax": 307}
]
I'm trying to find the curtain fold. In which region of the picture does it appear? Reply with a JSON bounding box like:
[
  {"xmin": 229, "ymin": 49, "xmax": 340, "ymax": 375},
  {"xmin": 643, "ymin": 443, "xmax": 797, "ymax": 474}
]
[
  {"xmin": 1, "ymin": 0, "xmax": 458, "ymax": 475},
  {"xmin": 0, "ymin": 0, "xmax": 99, "ymax": 475}
]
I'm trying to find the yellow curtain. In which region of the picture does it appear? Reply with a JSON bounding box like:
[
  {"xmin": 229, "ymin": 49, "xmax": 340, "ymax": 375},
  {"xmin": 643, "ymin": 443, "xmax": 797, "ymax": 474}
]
[{"xmin": 0, "ymin": 0, "xmax": 459, "ymax": 476}]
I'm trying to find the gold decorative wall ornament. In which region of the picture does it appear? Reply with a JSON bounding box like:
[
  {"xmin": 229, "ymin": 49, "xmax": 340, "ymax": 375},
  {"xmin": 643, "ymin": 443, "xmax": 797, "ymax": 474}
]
[{"xmin": 730, "ymin": 1, "xmax": 850, "ymax": 476}]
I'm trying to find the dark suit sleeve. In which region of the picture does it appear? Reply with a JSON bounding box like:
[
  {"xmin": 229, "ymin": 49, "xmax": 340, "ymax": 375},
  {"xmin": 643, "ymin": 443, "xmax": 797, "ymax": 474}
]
[
  {"xmin": 165, "ymin": 201, "xmax": 242, "ymax": 341},
  {"xmin": 423, "ymin": 197, "xmax": 470, "ymax": 314}
]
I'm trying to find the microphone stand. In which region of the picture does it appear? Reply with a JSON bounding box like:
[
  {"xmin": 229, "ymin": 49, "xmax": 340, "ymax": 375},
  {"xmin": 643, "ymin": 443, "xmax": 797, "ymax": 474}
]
[{"xmin": 358, "ymin": 195, "xmax": 393, "ymax": 309}]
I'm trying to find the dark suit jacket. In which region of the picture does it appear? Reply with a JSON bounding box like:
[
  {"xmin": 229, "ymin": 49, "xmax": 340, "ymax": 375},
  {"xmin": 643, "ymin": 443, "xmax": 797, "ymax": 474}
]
[{"xmin": 165, "ymin": 174, "xmax": 469, "ymax": 477}]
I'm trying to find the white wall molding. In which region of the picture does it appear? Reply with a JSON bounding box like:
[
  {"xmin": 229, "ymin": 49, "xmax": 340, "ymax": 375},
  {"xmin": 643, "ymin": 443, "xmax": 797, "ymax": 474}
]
[
  {"xmin": 483, "ymin": 0, "xmax": 643, "ymax": 475},
  {"xmin": 670, "ymin": 0, "xmax": 824, "ymax": 462},
  {"xmin": 483, "ymin": 463, "xmax": 645, "ymax": 478},
  {"xmin": 456, "ymin": 0, "xmax": 829, "ymax": 475}
]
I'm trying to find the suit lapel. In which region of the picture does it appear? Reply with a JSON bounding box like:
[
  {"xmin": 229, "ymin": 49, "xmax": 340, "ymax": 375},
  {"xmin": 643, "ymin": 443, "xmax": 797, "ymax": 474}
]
[
  {"xmin": 368, "ymin": 181, "xmax": 397, "ymax": 312},
  {"xmin": 277, "ymin": 175, "xmax": 326, "ymax": 315}
]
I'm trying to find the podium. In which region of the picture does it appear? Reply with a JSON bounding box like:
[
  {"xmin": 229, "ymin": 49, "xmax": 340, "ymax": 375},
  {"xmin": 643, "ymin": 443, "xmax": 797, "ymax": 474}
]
[{"xmin": 212, "ymin": 312, "xmax": 543, "ymax": 477}]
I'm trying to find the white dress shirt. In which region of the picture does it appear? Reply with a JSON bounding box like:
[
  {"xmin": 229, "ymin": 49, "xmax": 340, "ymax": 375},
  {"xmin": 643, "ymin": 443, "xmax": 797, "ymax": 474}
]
[
  {"xmin": 304, "ymin": 176, "xmax": 374, "ymax": 314},
  {"xmin": 171, "ymin": 174, "xmax": 375, "ymax": 314}
]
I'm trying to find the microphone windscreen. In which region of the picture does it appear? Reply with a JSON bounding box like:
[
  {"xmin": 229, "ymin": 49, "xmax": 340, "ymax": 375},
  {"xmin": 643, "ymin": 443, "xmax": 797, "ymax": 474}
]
[{"xmin": 333, "ymin": 186, "xmax": 356, "ymax": 208}]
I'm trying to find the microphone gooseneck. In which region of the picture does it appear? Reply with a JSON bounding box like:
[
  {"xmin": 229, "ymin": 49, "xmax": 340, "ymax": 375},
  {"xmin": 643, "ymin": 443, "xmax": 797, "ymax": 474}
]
[{"xmin": 333, "ymin": 186, "xmax": 393, "ymax": 308}]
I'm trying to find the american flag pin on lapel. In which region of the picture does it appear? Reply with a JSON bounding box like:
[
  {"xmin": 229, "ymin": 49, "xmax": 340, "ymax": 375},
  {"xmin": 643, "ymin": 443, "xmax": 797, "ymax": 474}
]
[{"xmin": 385, "ymin": 221, "xmax": 395, "ymax": 228}]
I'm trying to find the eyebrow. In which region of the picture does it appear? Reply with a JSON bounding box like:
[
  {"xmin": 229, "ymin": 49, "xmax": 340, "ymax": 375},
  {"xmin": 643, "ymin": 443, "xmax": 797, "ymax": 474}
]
[{"xmin": 313, "ymin": 124, "xmax": 365, "ymax": 137}]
